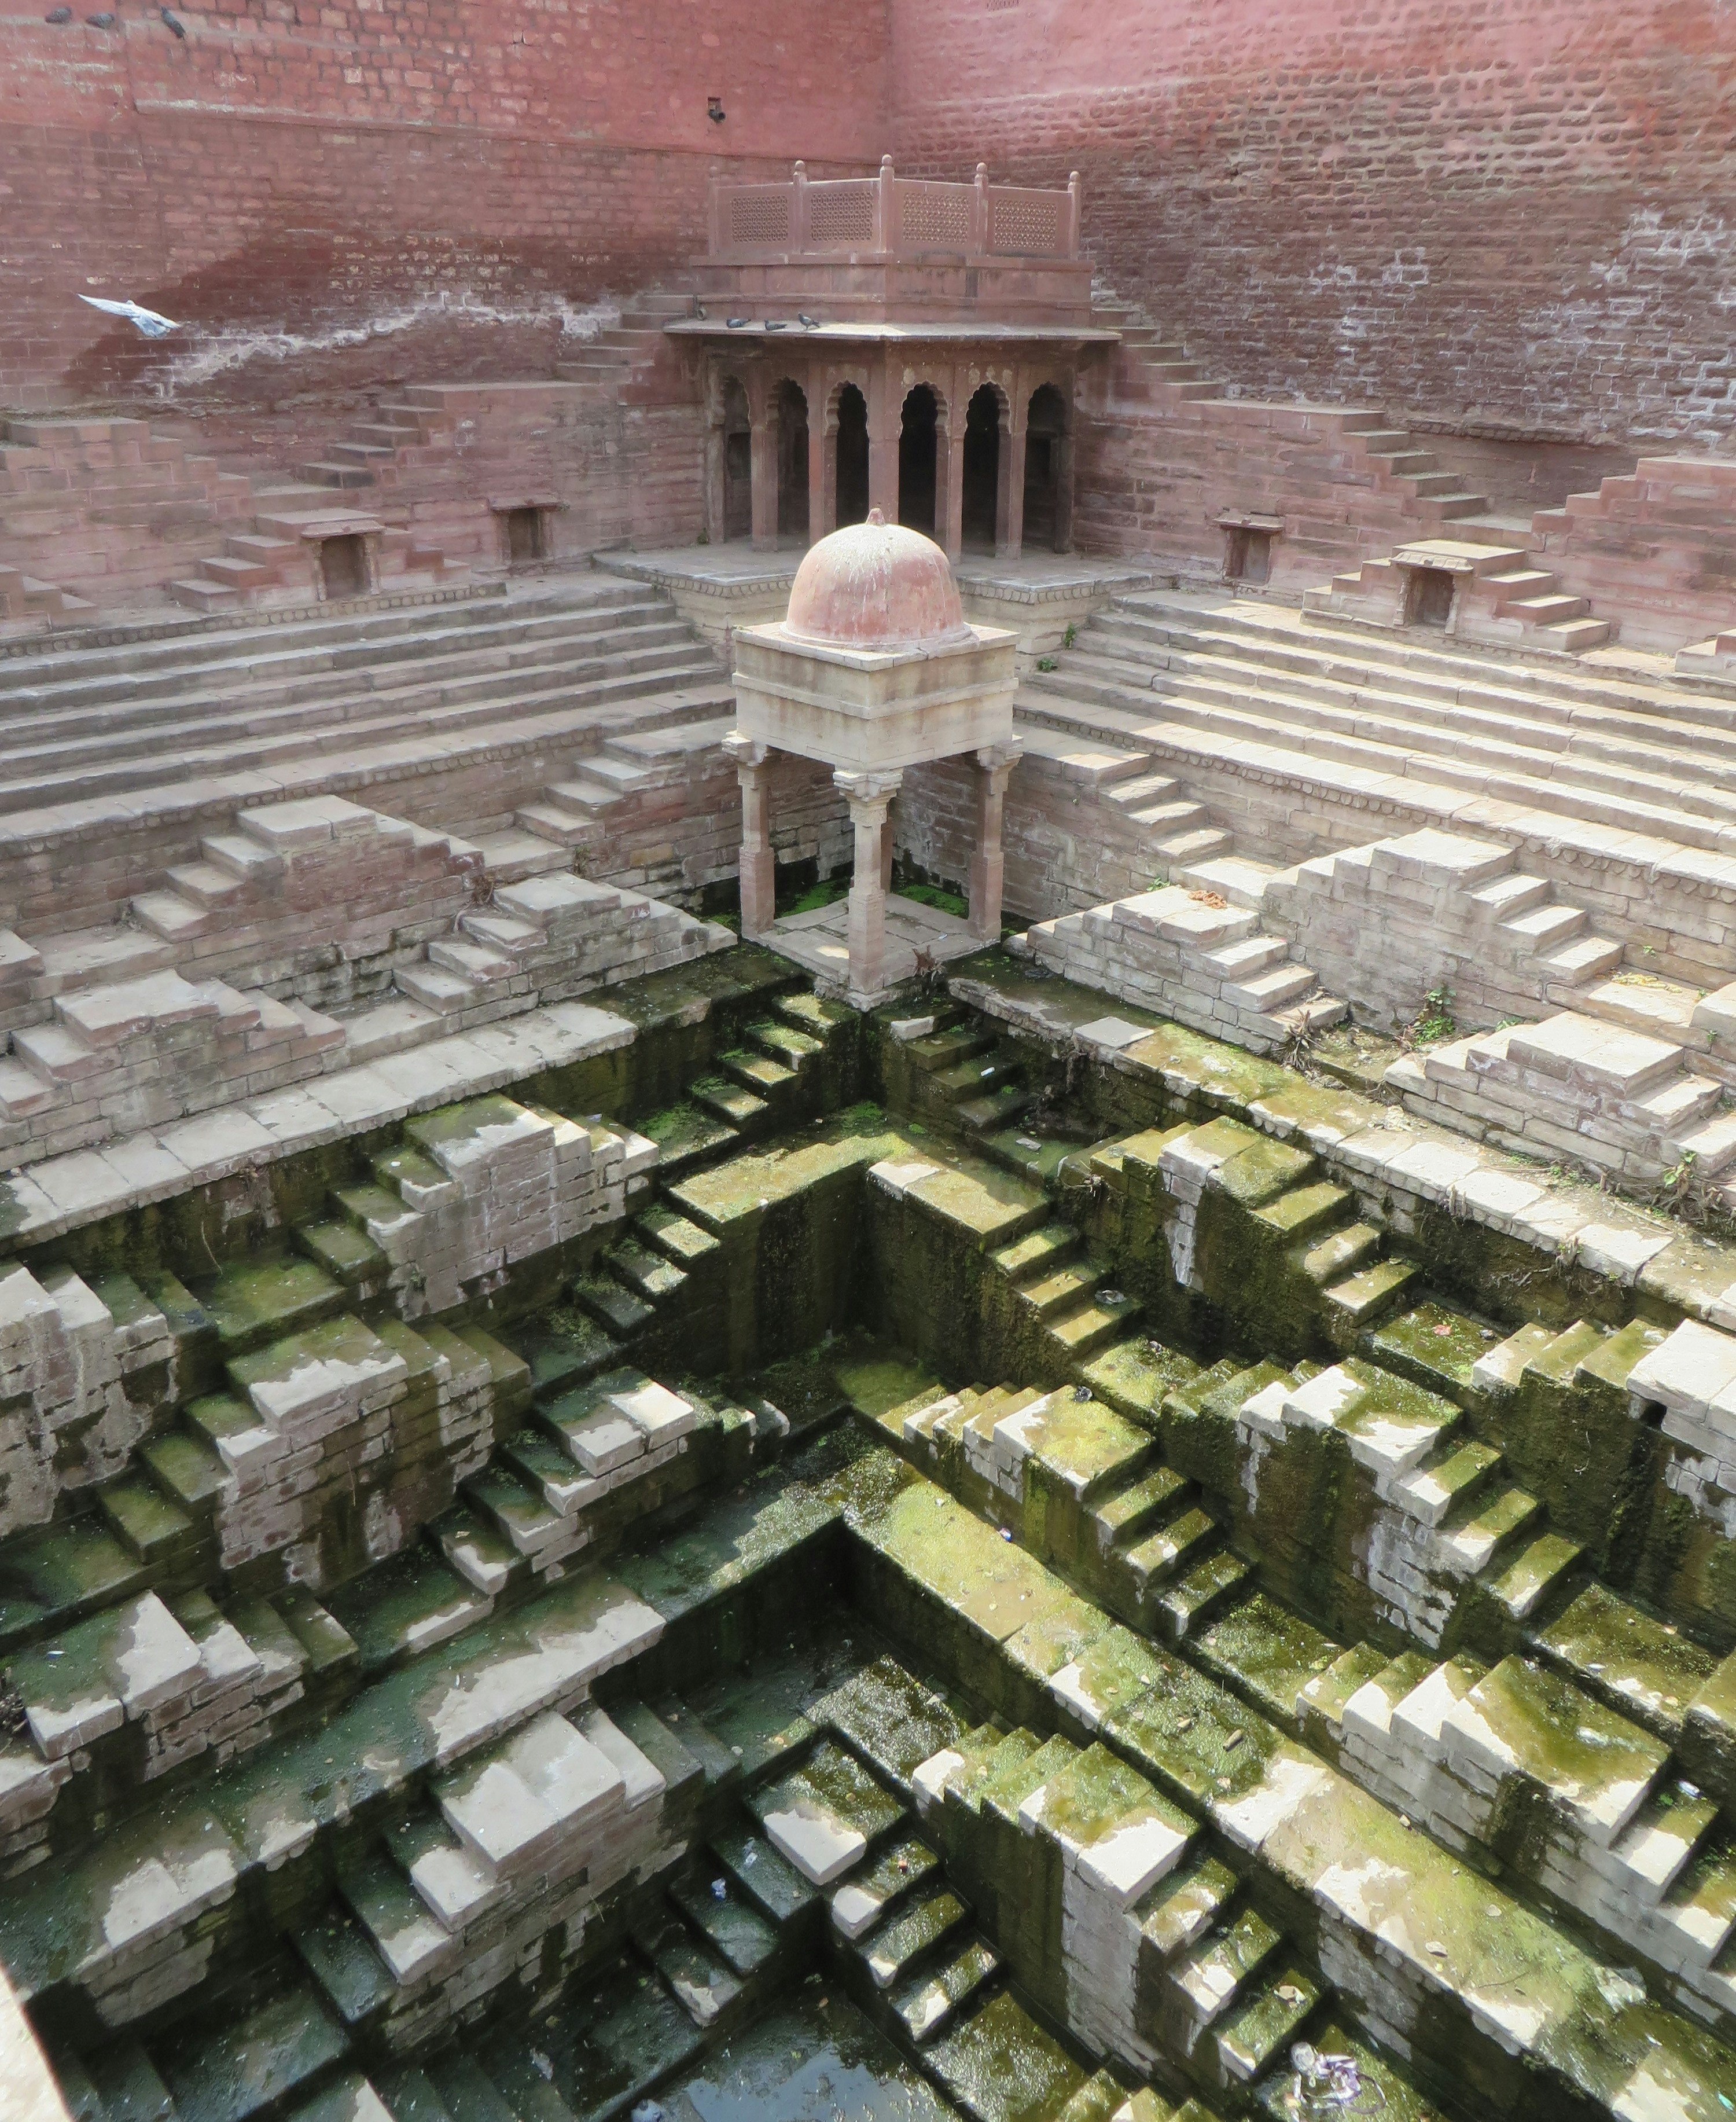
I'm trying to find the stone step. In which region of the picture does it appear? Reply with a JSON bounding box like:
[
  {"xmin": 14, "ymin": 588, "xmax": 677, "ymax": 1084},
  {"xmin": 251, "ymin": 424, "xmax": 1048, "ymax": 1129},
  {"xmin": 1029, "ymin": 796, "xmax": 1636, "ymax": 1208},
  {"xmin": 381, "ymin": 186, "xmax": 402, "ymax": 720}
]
[
  {"xmin": 1158, "ymin": 1548, "xmax": 1255, "ymax": 1641},
  {"xmin": 1137, "ymin": 671, "xmax": 1736, "ymax": 842},
  {"xmin": 1097, "ymin": 593, "xmax": 1736, "ymax": 755},
  {"xmin": 0, "ymin": 599, "xmax": 712, "ymax": 749},
  {"xmin": 0, "ymin": 662, "xmax": 734, "ymax": 823}
]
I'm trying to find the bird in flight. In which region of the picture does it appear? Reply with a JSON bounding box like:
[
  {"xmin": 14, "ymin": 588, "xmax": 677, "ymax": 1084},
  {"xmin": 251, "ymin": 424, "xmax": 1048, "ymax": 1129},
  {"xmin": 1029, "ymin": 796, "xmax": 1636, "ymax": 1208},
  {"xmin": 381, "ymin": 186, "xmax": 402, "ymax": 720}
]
[{"xmin": 79, "ymin": 294, "xmax": 182, "ymax": 338}]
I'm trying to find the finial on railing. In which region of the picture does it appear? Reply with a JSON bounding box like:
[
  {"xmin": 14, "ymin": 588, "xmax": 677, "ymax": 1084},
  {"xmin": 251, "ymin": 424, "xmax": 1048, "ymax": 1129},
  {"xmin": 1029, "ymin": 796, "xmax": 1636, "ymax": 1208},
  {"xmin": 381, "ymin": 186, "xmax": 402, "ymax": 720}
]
[
  {"xmin": 976, "ymin": 161, "xmax": 988, "ymax": 185},
  {"xmin": 793, "ymin": 159, "xmax": 806, "ymax": 179},
  {"xmin": 1066, "ymin": 170, "xmax": 1083, "ymax": 256},
  {"xmin": 973, "ymin": 162, "xmax": 990, "ymax": 254},
  {"xmin": 877, "ymin": 154, "xmax": 896, "ymax": 253}
]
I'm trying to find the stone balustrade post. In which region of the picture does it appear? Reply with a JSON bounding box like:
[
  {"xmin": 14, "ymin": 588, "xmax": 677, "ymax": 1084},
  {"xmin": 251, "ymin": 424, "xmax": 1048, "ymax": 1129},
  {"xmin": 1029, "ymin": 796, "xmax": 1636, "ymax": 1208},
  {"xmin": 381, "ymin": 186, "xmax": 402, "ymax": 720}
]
[
  {"xmin": 835, "ymin": 767, "xmax": 903, "ymax": 997},
  {"xmin": 969, "ymin": 740, "xmax": 1021, "ymax": 941},
  {"xmin": 724, "ymin": 732, "xmax": 776, "ymax": 938}
]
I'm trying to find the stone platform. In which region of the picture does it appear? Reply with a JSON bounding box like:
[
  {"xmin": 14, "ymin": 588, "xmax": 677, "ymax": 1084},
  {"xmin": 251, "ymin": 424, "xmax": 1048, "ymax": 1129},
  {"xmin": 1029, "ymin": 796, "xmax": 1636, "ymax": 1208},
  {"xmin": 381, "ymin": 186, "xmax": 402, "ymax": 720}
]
[
  {"xmin": 597, "ymin": 544, "xmax": 1153, "ymax": 656},
  {"xmin": 759, "ymin": 893, "xmax": 981, "ymax": 1005}
]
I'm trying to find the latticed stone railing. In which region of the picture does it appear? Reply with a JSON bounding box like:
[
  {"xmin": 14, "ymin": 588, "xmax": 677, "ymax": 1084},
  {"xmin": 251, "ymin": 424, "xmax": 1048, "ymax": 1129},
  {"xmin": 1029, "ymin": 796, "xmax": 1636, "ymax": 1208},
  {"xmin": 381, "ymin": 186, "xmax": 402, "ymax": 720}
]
[{"xmin": 707, "ymin": 156, "xmax": 1082, "ymax": 260}]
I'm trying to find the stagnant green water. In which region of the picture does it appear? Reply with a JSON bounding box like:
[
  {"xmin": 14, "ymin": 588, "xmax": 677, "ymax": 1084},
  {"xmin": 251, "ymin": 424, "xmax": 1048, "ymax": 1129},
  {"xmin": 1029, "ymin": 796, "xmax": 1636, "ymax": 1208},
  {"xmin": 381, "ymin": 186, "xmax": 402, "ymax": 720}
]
[{"xmin": 657, "ymin": 1990, "xmax": 957, "ymax": 2120}]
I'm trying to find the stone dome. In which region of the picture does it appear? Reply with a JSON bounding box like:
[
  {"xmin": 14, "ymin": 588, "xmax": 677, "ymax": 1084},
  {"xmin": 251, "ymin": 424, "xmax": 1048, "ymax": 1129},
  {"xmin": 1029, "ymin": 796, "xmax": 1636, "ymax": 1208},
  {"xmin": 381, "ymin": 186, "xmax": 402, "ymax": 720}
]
[{"xmin": 783, "ymin": 509, "xmax": 973, "ymax": 651}]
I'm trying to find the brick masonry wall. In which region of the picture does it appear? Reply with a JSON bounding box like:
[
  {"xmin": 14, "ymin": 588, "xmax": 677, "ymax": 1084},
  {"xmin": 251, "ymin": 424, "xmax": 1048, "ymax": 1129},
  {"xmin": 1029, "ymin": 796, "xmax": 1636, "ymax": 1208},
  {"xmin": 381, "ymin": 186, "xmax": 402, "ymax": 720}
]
[
  {"xmin": 891, "ymin": 0, "xmax": 1736, "ymax": 455},
  {"xmin": 1, "ymin": 0, "xmax": 889, "ymax": 410}
]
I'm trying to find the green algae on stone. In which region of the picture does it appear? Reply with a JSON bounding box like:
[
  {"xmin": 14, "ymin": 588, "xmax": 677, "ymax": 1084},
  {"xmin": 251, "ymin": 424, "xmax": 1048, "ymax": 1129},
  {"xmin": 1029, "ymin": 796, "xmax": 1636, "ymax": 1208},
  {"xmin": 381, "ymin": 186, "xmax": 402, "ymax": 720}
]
[
  {"xmin": 813, "ymin": 1654, "xmax": 968, "ymax": 1792},
  {"xmin": 1538, "ymin": 1581, "xmax": 1716, "ymax": 1741},
  {"xmin": 1079, "ymin": 1333, "xmax": 1202, "ymax": 1427},
  {"xmin": 926, "ymin": 1986, "xmax": 1086, "ymax": 2122},
  {"xmin": 1369, "ymin": 1298, "xmax": 1498, "ymax": 1403},
  {"xmin": 1194, "ymin": 1590, "xmax": 1342, "ymax": 1733}
]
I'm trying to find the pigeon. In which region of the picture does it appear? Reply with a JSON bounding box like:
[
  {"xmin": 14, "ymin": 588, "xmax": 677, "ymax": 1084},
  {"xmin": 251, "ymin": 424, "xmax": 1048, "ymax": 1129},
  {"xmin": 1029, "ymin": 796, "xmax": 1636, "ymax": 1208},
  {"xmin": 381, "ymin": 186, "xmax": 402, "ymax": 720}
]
[
  {"xmin": 691, "ymin": 301, "xmax": 707, "ymax": 320},
  {"xmin": 725, "ymin": 316, "xmax": 749, "ymax": 329},
  {"xmin": 86, "ymin": 11, "xmax": 115, "ymax": 23},
  {"xmin": 763, "ymin": 318, "xmax": 788, "ymax": 332},
  {"xmin": 160, "ymin": 5, "xmax": 185, "ymax": 34},
  {"xmin": 797, "ymin": 312, "xmax": 821, "ymax": 329},
  {"xmin": 45, "ymin": 7, "xmax": 72, "ymax": 21},
  {"xmin": 79, "ymin": 293, "xmax": 181, "ymax": 338}
]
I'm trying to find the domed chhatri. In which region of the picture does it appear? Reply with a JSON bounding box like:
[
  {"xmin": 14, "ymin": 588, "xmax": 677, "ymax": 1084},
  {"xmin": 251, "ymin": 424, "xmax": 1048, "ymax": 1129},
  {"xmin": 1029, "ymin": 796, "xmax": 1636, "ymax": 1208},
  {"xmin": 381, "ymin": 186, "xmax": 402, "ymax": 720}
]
[
  {"xmin": 726, "ymin": 511, "xmax": 1019, "ymax": 1004},
  {"xmin": 784, "ymin": 509, "xmax": 973, "ymax": 652}
]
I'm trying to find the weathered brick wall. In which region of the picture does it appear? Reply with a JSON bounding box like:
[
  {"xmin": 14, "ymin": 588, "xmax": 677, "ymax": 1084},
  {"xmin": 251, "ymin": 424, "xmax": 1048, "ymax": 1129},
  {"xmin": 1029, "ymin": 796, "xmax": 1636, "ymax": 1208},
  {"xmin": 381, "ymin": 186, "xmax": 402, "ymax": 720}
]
[
  {"xmin": 891, "ymin": 0, "xmax": 1736, "ymax": 455},
  {"xmin": 1, "ymin": 1, "xmax": 889, "ymax": 410}
]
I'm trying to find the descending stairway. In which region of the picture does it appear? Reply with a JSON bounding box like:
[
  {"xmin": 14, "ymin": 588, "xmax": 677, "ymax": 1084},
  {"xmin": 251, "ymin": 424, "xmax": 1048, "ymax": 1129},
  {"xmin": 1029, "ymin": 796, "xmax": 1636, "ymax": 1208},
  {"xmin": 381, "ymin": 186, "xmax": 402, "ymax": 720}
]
[
  {"xmin": 167, "ymin": 476, "xmax": 458, "ymax": 614},
  {"xmin": 1014, "ymin": 586, "xmax": 1736, "ymax": 864},
  {"xmin": 1309, "ymin": 537, "xmax": 1613, "ymax": 652},
  {"xmin": 0, "ymin": 576, "xmax": 730, "ymax": 829},
  {"xmin": 0, "ymin": 564, "xmax": 90, "ymax": 630}
]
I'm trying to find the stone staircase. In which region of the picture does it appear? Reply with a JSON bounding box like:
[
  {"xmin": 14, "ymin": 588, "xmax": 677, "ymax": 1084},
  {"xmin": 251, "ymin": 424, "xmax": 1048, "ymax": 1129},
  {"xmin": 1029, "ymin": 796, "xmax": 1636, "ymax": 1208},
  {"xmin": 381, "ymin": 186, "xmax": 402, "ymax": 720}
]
[
  {"xmin": 0, "ymin": 575, "xmax": 729, "ymax": 831},
  {"xmin": 166, "ymin": 476, "xmax": 460, "ymax": 614},
  {"xmin": 0, "ymin": 564, "xmax": 90, "ymax": 630},
  {"xmin": 0, "ymin": 415, "xmax": 257, "ymax": 615},
  {"xmin": 1088, "ymin": 295, "xmax": 1227, "ymax": 411},
  {"xmin": 1307, "ymin": 535, "xmax": 1613, "ymax": 652},
  {"xmin": 1260, "ymin": 825, "xmax": 1628, "ymax": 1033},
  {"xmin": 1387, "ymin": 1005, "xmax": 1736, "ymax": 1202},
  {"xmin": 551, "ymin": 287, "xmax": 694, "ymax": 402},
  {"xmin": 1020, "ymin": 586, "xmax": 1736, "ymax": 866},
  {"xmin": 0, "ymin": 791, "xmax": 734, "ymax": 1171},
  {"xmin": 1017, "ymin": 885, "xmax": 1345, "ymax": 1057}
]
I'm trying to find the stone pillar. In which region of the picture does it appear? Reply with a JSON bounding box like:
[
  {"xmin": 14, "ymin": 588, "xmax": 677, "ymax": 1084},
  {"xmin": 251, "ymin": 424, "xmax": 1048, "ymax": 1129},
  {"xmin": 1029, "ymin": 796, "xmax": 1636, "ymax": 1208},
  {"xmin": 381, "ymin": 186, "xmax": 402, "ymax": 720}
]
[
  {"xmin": 867, "ymin": 362, "xmax": 898, "ymax": 523},
  {"xmin": 807, "ymin": 385, "xmax": 828, "ymax": 546},
  {"xmin": 1054, "ymin": 403, "xmax": 1076, "ymax": 554},
  {"xmin": 724, "ymin": 733, "xmax": 776, "ymax": 938},
  {"xmin": 703, "ymin": 409, "xmax": 727, "ymax": 546},
  {"xmin": 835, "ymin": 768, "xmax": 902, "ymax": 998},
  {"xmin": 749, "ymin": 410, "xmax": 778, "ymax": 552},
  {"xmin": 998, "ymin": 409, "xmax": 1028, "ymax": 560},
  {"xmin": 968, "ymin": 740, "xmax": 1021, "ymax": 941},
  {"xmin": 942, "ymin": 416, "xmax": 966, "ymax": 561},
  {"xmin": 819, "ymin": 405, "xmax": 840, "ymax": 539}
]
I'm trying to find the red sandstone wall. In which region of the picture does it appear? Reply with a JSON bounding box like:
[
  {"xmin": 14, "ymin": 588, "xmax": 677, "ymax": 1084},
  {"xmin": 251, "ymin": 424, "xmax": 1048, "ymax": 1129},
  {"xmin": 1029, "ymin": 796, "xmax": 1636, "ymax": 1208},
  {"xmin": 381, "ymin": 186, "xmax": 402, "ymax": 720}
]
[
  {"xmin": 0, "ymin": 1, "xmax": 889, "ymax": 410},
  {"xmin": 891, "ymin": 0, "xmax": 1736, "ymax": 456}
]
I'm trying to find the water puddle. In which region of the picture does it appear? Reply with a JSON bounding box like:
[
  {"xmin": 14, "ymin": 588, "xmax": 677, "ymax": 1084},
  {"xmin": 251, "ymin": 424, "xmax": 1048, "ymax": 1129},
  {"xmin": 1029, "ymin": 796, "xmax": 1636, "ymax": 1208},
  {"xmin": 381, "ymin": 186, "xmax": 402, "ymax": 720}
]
[{"xmin": 657, "ymin": 1986, "xmax": 959, "ymax": 2120}]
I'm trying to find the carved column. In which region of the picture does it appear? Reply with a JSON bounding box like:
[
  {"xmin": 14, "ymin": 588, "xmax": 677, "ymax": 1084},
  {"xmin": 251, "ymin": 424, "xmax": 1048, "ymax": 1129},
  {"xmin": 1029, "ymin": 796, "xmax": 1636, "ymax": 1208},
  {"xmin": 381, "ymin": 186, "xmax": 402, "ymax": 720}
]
[
  {"xmin": 749, "ymin": 405, "xmax": 778, "ymax": 552},
  {"xmin": 724, "ymin": 732, "xmax": 776, "ymax": 939},
  {"xmin": 807, "ymin": 373, "xmax": 828, "ymax": 547},
  {"xmin": 968, "ymin": 740, "xmax": 1021, "ymax": 942},
  {"xmin": 998, "ymin": 397, "xmax": 1028, "ymax": 560},
  {"xmin": 819, "ymin": 395, "xmax": 840, "ymax": 540},
  {"xmin": 742, "ymin": 377, "xmax": 772, "ymax": 552},
  {"xmin": 835, "ymin": 768, "xmax": 903, "ymax": 998},
  {"xmin": 942, "ymin": 409, "xmax": 966, "ymax": 561},
  {"xmin": 867, "ymin": 359, "xmax": 899, "ymax": 523},
  {"xmin": 703, "ymin": 366, "xmax": 727, "ymax": 546},
  {"xmin": 1054, "ymin": 387, "xmax": 1076, "ymax": 554}
]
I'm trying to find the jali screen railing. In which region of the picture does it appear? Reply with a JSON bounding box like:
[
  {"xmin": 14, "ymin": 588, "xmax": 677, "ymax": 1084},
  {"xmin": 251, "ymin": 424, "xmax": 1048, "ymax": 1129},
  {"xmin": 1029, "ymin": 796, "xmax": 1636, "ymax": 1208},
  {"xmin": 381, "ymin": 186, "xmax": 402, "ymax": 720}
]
[{"xmin": 709, "ymin": 159, "xmax": 1082, "ymax": 261}]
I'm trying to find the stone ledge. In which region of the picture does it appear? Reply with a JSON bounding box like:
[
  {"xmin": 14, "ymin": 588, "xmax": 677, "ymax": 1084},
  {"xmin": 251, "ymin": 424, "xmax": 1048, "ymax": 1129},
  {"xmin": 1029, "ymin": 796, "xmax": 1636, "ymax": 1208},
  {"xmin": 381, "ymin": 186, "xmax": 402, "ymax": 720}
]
[
  {"xmin": 0, "ymin": 1000, "xmax": 640, "ymax": 1250},
  {"xmin": 0, "ymin": 581, "xmax": 504, "ymax": 664},
  {"xmin": 948, "ymin": 953, "xmax": 1736, "ymax": 1331}
]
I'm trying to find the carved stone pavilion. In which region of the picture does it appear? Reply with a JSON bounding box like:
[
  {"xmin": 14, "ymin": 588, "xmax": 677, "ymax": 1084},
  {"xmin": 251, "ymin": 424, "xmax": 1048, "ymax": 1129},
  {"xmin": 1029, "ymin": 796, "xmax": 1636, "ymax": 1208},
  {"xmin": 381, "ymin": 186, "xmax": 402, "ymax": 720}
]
[
  {"xmin": 727, "ymin": 509, "xmax": 1018, "ymax": 1001},
  {"xmin": 671, "ymin": 159, "xmax": 1109, "ymax": 562}
]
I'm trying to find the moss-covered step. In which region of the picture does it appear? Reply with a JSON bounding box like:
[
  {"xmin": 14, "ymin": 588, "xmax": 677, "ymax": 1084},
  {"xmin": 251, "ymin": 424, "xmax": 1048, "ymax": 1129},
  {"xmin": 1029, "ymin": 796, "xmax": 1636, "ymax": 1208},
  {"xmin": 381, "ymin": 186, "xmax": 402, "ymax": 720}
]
[{"xmin": 840, "ymin": 1445, "xmax": 1736, "ymax": 2121}]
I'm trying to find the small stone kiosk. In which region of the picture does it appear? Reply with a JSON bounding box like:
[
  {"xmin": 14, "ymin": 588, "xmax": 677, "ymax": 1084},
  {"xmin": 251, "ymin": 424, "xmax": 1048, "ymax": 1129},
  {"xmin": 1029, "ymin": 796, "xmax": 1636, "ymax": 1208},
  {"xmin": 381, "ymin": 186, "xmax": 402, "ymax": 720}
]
[{"xmin": 726, "ymin": 512, "xmax": 1020, "ymax": 1003}]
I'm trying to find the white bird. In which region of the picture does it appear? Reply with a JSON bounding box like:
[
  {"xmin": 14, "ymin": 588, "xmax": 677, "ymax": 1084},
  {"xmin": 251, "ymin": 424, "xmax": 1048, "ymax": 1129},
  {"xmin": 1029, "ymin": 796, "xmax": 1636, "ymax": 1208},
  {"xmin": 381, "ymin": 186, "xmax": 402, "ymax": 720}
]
[{"xmin": 78, "ymin": 294, "xmax": 181, "ymax": 339}]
